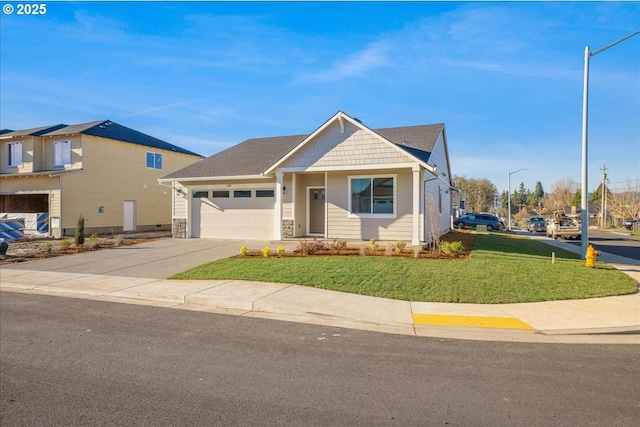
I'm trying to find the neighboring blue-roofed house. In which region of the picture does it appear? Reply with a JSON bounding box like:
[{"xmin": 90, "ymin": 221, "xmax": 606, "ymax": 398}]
[{"xmin": 1, "ymin": 120, "xmax": 202, "ymax": 237}]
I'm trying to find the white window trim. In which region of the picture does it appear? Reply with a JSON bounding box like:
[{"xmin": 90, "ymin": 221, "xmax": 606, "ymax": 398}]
[
  {"xmin": 6, "ymin": 142, "xmax": 23, "ymax": 167},
  {"xmin": 347, "ymin": 174, "xmax": 397, "ymax": 219},
  {"xmin": 53, "ymin": 140, "xmax": 72, "ymax": 167}
]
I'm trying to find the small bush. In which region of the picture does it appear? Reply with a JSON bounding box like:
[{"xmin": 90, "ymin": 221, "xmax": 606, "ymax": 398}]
[
  {"xmin": 262, "ymin": 246, "xmax": 271, "ymax": 258},
  {"xmin": 113, "ymin": 234, "xmax": 124, "ymax": 247},
  {"xmin": 277, "ymin": 246, "xmax": 286, "ymax": 257},
  {"xmin": 369, "ymin": 239, "xmax": 379, "ymax": 250},
  {"xmin": 329, "ymin": 239, "xmax": 347, "ymax": 254},
  {"xmin": 440, "ymin": 241, "xmax": 465, "ymax": 255},
  {"xmin": 75, "ymin": 214, "xmax": 85, "ymax": 246},
  {"xmin": 39, "ymin": 241, "xmax": 53, "ymax": 254},
  {"xmin": 60, "ymin": 239, "xmax": 72, "ymax": 249},
  {"xmin": 297, "ymin": 239, "xmax": 325, "ymax": 256},
  {"xmin": 240, "ymin": 245, "xmax": 249, "ymax": 257},
  {"xmin": 394, "ymin": 240, "xmax": 406, "ymax": 253},
  {"xmin": 86, "ymin": 233, "xmax": 101, "ymax": 250}
]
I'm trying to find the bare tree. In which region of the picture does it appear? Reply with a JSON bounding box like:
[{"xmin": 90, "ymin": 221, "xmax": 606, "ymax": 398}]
[
  {"xmin": 546, "ymin": 178, "xmax": 578, "ymax": 211},
  {"xmin": 607, "ymin": 181, "xmax": 640, "ymax": 224}
]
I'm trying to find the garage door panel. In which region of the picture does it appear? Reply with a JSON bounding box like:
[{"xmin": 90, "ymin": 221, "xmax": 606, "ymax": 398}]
[{"xmin": 194, "ymin": 196, "xmax": 274, "ymax": 239}]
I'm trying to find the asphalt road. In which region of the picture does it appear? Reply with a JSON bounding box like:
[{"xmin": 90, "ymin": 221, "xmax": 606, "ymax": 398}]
[
  {"xmin": 1, "ymin": 292, "xmax": 638, "ymax": 427},
  {"xmin": 562, "ymin": 229, "xmax": 639, "ymax": 260}
]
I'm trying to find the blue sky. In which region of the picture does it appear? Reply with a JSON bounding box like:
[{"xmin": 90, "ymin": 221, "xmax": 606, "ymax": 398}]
[{"xmin": 1, "ymin": 1, "xmax": 638, "ymax": 194}]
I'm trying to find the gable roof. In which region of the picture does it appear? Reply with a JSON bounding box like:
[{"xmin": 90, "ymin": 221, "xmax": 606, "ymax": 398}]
[
  {"xmin": 163, "ymin": 134, "xmax": 305, "ymax": 179},
  {"xmin": 46, "ymin": 120, "xmax": 202, "ymax": 156},
  {"xmin": 0, "ymin": 124, "xmax": 67, "ymax": 138},
  {"xmin": 1, "ymin": 120, "xmax": 201, "ymax": 157},
  {"xmin": 163, "ymin": 112, "xmax": 445, "ymax": 181}
]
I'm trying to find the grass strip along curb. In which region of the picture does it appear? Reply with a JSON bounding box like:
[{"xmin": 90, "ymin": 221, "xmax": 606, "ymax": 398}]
[{"xmin": 170, "ymin": 234, "xmax": 637, "ymax": 304}]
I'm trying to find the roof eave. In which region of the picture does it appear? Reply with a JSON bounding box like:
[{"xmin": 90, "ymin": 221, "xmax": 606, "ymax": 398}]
[{"xmin": 158, "ymin": 174, "xmax": 272, "ymax": 184}]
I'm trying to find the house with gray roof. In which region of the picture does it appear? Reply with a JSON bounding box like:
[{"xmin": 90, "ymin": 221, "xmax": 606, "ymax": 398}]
[
  {"xmin": 1, "ymin": 120, "xmax": 201, "ymax": 237},
  {"xmin": 160, "ymin": 111, "xmax": 454, "ymax": 245}
]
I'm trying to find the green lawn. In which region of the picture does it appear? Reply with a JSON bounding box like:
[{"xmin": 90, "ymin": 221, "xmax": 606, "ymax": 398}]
[{"xmin": 170, "ymin": 234, "xmax": 638, "ymax": 304}]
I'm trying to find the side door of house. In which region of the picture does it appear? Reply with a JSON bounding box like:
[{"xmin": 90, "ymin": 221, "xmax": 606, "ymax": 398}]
[{"xmin": 123, "ymin": 200, "xmax": 136, "ymax": 232}]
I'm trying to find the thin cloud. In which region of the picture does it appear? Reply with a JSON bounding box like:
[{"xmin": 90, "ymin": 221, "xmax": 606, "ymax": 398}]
[
  {"xmin": 296, "ymin": 41, "xmax": 392, "ymax": 84},
  {"xmin": 115, "ymin": 102, "xmax": 191, "ymax": 119}
]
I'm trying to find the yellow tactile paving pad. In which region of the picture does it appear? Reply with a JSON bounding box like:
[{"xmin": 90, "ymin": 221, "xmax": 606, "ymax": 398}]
[{"xmin": 413, "ymin": 314, "xmax": 535, "ymax": 330}]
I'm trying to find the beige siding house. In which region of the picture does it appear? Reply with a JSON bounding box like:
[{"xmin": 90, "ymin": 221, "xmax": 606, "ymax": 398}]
[
  {"xmin": 1, "ymin": 121, "xmax": 201, "ymax": 237},
  {"xmin": 160, "ymin": 111, "xmax": 454, "ymax": 245}
]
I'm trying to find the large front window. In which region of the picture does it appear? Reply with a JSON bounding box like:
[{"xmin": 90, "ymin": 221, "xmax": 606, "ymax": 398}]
[
  {"xmin": 7, "ymin": 142, "xmax": 22, "ymax": 167},
  {"xmin": 54, "ymin": 140, "xmax": 71, "ymax": 167},
  {"xmin": 349, "ymin": 176, "xmax": 395, "ymax": 216}
]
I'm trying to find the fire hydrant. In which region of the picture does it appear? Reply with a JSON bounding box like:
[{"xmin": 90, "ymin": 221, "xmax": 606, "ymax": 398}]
[{"xmin": 585, "ymin": 244, "xmax": 600, "ymax": 268}]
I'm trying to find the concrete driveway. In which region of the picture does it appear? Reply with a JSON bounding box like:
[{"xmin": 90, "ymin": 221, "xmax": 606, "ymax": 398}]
[{"xmin": 1, "ymin": 238, "xmax": 287, "ymax": 279}]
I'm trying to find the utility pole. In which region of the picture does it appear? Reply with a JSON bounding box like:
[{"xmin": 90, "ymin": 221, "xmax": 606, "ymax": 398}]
[{"xmin": 600, "ymin": 164, "xmax": 607, "ymax": 228}]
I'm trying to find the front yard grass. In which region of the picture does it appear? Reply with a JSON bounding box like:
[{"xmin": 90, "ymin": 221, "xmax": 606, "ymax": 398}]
[{"xmin": 170, "ymin": 234, "xmax": 638, "ymax": 304}]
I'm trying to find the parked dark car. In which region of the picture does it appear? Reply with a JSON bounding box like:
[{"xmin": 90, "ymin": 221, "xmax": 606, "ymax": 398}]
[
  {"xmin": 622, "ymin": 218, "xmax": 639, "ymax": 230},
  {"xmin": 454, "ymin": 213, "xmax": 504, "ymax": 231},
  {"xmin": 527, "ymin": 216, "xmax": 547, "ymax": 233}
]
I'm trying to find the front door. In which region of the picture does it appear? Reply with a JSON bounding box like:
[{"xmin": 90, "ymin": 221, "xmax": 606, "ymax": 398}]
[{"xmin": 308, "ymin": 188, "xmax": 325, "ymax": 236}]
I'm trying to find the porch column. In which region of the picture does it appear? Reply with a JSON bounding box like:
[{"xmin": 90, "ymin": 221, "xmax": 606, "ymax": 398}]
[
  {"xmin": 275, "ymin": 171, "xmax": 283, "ymax": 240},
  {"xmin": 185, "ymin": 187, "xmax": 192, "ymax": 239},
  {"xmin": 412, "ymin": 165, "xmax": 420, "ymax": 246}
]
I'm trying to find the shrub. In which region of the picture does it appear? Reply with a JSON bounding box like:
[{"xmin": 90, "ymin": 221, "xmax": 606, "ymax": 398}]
[
  {"xmin": 297, "ymin": 239, "xmax": 325, "ymax": 256},
  {"xmin": 113, "ymin": 234, "xmax": 125, "ymax": 247},
  {"xmin": 440, "ymin": 241, "xmax": 465, "ymax": 255},
  {"xmin": 329, "ymin": 239, "xmax": 347, "ymax": 254},
  {"xmin": 39, "ymin": 241, "xmax": 53, "ymax": 254},
  {"xmin": 75, "ymin": 214, "xmax": 85, "ymax": 246},
  {"xmin": 394, "ymin": 240, "xmax": 406, "ymax": 253},
  {"xmin": 86, "ymin": 233, "xmax": 101, "ymax": 250},
  {"xmin": 60, "ymin": 239, "xmax": 72, "ymax": 250},
  {"xmin": 240, "ymin": 245, "xmax": 249, "ymax": 257},
  {"xmin": 369, "ymin": 239, "xmax": 379, "ymax": 250},
  {"xmin": 277, "ymin": 246, "xmax": 286, "ymax": 257},
  {"xmin": 262, "ymin": 246, "xmax": 271, "ymax": 258}
]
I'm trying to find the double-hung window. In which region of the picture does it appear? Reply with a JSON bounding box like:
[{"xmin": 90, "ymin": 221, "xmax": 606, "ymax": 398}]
[
  {"xmin": 7, "ymin": 142, "xmax": 23, "ymax": 167},
  {"xmin": 53, "ymin": 140, "xmax": 71, "ymax": 167},
  {"xmin": 349, "ymin": 175, "xmax": 396, "ymax": 217},
  {"xmin": 146, "ymin": 152, "xmax": 163, "ymax": 170}
]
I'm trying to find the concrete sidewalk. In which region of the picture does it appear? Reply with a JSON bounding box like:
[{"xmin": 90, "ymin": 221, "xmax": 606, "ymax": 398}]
[{"xmin": 1, "ymin": 236, "xmax": 638, "ymax": 344}]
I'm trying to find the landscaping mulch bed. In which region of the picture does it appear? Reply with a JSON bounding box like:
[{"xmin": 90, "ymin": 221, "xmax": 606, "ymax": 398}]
[{"xmin": 239, "ymin": 231, "xmax": 477, "ymax": 260}]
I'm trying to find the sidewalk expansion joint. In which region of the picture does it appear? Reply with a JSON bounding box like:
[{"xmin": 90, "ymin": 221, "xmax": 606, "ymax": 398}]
[{"xmin": 413, "ymin": 314, "xmax": 535, "ymax": 330}]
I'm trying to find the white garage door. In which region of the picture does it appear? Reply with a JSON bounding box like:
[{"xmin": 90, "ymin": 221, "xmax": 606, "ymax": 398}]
[{"xmin": 192, "ymin": 192, "xmax": 274, "ymax": 239}]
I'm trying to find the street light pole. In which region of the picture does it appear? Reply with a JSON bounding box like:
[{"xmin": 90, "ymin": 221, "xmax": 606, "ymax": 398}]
[
  {"xmin": 508, "ymin": 168, "xmax": 527, "ymax": 231},
  {"xmin": 580, "ymin": 30, "xmax": 639, "ymax": 259}
]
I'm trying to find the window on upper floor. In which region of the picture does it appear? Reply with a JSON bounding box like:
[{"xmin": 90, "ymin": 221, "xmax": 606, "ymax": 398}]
[
  {"xmin": 349, "ymin": 175, "xmax": 396, "ymax": 217},
  {"xmin": 146, "ymin": 152, "xmax": 163, "ymax": 170},
  {"xmin": 7, "ymin": 142, "xmax": 23, "ymax": 167},
  {"xmin": 53, "ymin": 140, "xmax": 71, "ymax": 167}
]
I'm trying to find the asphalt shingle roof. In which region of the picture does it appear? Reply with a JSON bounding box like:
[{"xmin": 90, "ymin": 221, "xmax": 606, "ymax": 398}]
[
  {"xmin": 1, "ymin": 120, "xmax": 201, "ymax": 157},
  {"xmin": 0, "ymin": 124, "xmax": 67, "ymax": 137},
  {"xmin": 163, "ymin": 122, "xmax": 444, "ymax": 180}
]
